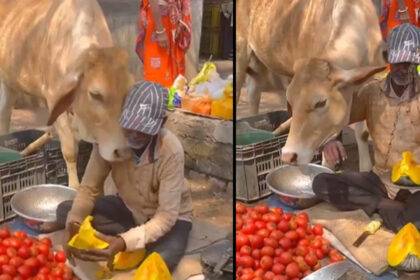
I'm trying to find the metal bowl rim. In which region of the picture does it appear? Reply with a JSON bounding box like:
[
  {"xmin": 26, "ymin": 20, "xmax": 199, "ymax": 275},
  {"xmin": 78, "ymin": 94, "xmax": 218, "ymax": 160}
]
[
  {"xmin": 266, "ymin": 163, "xmax": 333, "ymax": 198},
  {"xmin": 11, "ymin": 184, "xmax": 76, "ymax": 223}
]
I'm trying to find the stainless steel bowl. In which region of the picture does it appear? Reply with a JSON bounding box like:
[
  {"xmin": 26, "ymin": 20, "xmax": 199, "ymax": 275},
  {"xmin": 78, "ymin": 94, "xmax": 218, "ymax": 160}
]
[
  {"xmin": 11, "ymin": 184, "xmax": 76, "ymax": 232},
  {"xmin": 267, "ymin": 164, "xmax": 333, "ymax": 209}
]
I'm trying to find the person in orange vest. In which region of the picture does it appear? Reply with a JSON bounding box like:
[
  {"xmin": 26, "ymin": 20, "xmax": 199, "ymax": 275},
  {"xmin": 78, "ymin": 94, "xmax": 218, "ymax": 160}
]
[
  {"xmin": 136, "ymin": 0, "xmax": 192, "ymax": 88},
  {"xmin": 380, "ymin": 0, "xmax": 420, "ymax": 40}
]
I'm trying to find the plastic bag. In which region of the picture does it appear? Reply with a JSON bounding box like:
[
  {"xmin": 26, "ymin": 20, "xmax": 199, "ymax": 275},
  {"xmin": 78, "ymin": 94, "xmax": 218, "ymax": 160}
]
[
  {"xmin": 210, "ymin": 80, "xmax": 233, "ymax": 120},
  {"xmin": 134, "ymin": 252, "xmax": 172, "ymax": 280},
  {"xmin": 391, "ymin": 151, "xmax": 420, "ymax": 185}
]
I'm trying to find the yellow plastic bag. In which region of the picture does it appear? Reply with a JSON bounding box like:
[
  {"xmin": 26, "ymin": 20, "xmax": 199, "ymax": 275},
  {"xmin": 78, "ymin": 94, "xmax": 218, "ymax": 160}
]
[
  {"xmin": 68, "ymin": 216, "xmax": 109, "ymax": 250},
  {"xmin": 391, "ymin": 151, "xmax": 420, "ymax": 185},
  {"xmin": 387, "ymin": 223, "xmax": 420, "ymax": 271},
  {"xmin": 134, "ymin": 252, "xmax": 172, "ymax": 280},
  {"xmin": 211, "ymin": 80, "xmax": 233, "ymax": 120},
  {"xmin": 68, "ymin": 216, "xmax": 146, "ymax": 271}
]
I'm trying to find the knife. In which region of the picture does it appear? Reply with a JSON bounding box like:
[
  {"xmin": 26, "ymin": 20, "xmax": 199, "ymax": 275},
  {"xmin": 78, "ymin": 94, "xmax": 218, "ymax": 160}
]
[{"xmin": 352, "ymin": 218, "xmax": 383, "ymax": 248}]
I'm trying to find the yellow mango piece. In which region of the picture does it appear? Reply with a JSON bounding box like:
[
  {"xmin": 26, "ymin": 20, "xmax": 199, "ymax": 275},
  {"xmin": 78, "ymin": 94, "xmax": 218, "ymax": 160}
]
[
  {"xmin": 387, "ymin": 223, "xmax": 420, "ymax": 270},
  {"xmin": 68, "ymin": 216, "xmax": 109, "ymax": 250},
  {"xmin": 134, "ymin": 252, "xmax": 172, "ymax": 280},
  {"xmin": 113, "ymin": 249, "xmax": 146, "ymax": 271},
  {"xmin": 391, "ymin": 151, "xmax": 420, "ymax": 185}
]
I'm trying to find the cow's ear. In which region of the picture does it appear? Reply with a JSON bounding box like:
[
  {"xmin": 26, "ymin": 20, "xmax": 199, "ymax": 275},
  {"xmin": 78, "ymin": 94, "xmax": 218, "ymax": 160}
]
[
  {"xmin": 329, "ymin": 65, "xmax": 387, "ymax": 88},
  {"xmin": 47, "ymin": 77, "xmax": 81, "ymax": 125}
]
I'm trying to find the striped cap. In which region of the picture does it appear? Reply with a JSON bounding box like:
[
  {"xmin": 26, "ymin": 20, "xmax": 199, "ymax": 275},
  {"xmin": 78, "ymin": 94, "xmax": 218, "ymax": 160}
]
[
  {"xmin": 387, "ymin": 23, "xmax": 420, "ymax": 64},
  {"xmin": 119, "ymin": 81, "xmax": 168, "ymax": 135}
]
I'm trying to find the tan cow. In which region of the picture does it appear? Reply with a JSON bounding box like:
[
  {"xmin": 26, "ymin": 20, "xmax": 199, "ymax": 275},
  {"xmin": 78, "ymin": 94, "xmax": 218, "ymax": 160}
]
[
  {"xmin": 237, "ymin": 0, "xmax": 386, "ymax": 165},
  {"xmin": 0, "ymin": 0, "xmax": 133, "ymax": 187}
]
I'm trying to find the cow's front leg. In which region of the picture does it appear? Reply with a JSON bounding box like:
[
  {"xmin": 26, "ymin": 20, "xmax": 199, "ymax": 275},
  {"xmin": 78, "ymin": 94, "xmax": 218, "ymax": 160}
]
[
  {"xmin": 54, "ymin": 113, "xmax": 79, "ymax": 188},
  {"xmin": 0, "ymin": 82, "xmax": 16, "ymax": 134}
]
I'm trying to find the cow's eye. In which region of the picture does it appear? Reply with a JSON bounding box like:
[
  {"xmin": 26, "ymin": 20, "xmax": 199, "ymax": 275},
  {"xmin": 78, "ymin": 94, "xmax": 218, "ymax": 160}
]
[
  {"xmin": 314, "ymin": 100, "xmax": 327, "ymax": 109},
  {"xmin": 89, "ymin": 91, "xmax": 104, "ymax": 102}
]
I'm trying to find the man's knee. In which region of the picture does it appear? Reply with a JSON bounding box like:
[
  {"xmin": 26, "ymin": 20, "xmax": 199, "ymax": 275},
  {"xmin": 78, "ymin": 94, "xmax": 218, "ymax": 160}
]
[
  {"xmin": 157, "ymin": 250, "xmax": 183, "ymax": 272},
  {"xmin": 312, "ymin": 173, "xmax": 335, "ymax": 196}
]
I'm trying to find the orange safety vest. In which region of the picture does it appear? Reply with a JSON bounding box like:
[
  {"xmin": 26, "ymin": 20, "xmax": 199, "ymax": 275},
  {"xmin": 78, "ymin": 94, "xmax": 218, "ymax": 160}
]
[
  {"xmin": 136, "ymin": 0, "xmax": 192, "ymax": 88},
  {"xmin": 380, "ymin": 0, "xmax": 420, "ymax": 40}
]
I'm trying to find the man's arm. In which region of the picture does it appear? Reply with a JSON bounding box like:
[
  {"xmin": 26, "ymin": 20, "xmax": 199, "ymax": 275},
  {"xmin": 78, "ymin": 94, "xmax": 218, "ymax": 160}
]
[
  {"xmin": 66, "ymin": 144, "xmax": 111, "ymax": 226},
  {"xmin": 120, "ymin": 152, "xmax": 184, "ymax": 251}
]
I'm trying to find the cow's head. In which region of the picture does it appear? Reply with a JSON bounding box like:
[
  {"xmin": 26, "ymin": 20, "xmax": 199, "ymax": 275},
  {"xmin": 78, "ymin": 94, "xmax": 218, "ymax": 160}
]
[
  {"xmin": 47, "ymin": 47, "xmax": 134, "ymax": 162},
  {"xmin": 281, "ymin": 58, "xmax": 385, "ymax": 164}
]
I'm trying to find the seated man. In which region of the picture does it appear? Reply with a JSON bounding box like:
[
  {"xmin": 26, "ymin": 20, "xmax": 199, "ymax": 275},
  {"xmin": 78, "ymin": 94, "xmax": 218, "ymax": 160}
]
[
  {"xmin": 313, "ymin": 23, "xmax": 420, "ymax": 232},
  {"xmin": 56, "ymin": 81, "xmax": 193, "ymax": 272}
]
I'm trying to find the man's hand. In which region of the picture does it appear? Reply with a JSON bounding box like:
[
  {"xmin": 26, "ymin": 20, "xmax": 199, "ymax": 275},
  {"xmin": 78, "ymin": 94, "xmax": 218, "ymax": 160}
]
[
  {"xmin": 322, "ymin": 140, "xmax": 347, "ymax": 167},
  {"xmin": 64, "ymin": 221, "xmax": 81, "ymax": 266},
  {"xmin": 67, "ymin": 232, "xmax": 126, "ymax": 270}
]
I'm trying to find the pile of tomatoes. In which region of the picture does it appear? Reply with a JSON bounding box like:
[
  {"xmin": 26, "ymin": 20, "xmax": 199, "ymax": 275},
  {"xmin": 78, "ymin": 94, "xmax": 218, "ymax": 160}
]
[
  {"xmin": 236, "ymin": 203, "xmax": 344, "ymax": 280},
  {"xmin": 0, "ymin": 227, "xmax": 76, "ymax": 280}
]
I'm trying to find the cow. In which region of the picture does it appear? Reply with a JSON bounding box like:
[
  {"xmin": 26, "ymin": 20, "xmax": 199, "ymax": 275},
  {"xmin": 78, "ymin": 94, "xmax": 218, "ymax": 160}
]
[
  {"xmin": 236, "ymin": 0, "xmax": 386, "ymax": 166},
  {"xmin": 0, "ymin": 0, "xmax": 133, "ymax": 187},
  {"xmin": 242, "ymin": 59, "xmax": 373, "ymax": 171}
]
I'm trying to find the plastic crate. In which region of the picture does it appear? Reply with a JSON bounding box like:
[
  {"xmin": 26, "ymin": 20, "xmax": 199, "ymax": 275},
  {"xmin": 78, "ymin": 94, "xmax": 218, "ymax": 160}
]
[
  {"xmin": 236, "ymin": 111, "xmax": 322, "ymax": 202},
  {"xmin": 0, "ymin": 130, "xmax": 92, "ymax": 221}
]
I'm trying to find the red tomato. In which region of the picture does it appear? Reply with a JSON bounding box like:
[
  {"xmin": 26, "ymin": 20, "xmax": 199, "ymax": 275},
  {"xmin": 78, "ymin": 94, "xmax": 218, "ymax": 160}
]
[
  {"xmin": 9, "ymin": 257, "xmax": 24, "ymax": 268},
  {"xmin": 240, "ymin": 274, "xmax": 254, "ymax": 280},
  {"xmin": 329, "ymin": 253, "xmax": 344, "ymax": 263},
  {"xmin": 315, "ymin": 248, "xmax": 325, "ymax": 260},
  {"xmin": 250, "ymin": 211, "xmax": 262, "ymax": 220},
  {"xmin": 279, "ymin": 252, "xmax": 292, "ymax": 265},
  {"xmin": 236, "ymin": 203, "xmax": 247, "ymax": 214},
  {"xmin": 295, "ymin": 245, "xmax": 309, "ymax": 257},
  {"xmin": 254, "ymin": 221, "xmax": 266, "ymax": 231},
  {"xmin": 1, "ymin": 265, "xmax": 16, "ymax": 277},
  {"xmin": 265, "ymin": 222, "xmax": 277, "ymax": 232},
  {"xmin": 251, "ymin": 249, "xmax": 261, "ymax": 260},
  {"xmin": 271, "ymin": 208, "xmax": 283, "ymax": 216},
  {"xmin": 24, "ymin": 258, "xmax": 40, "ymax": 270},
  {"xmin": 261, "ymin": 214, "xmax": 271, "ymax": 223},
  {"xmin": 36, "ymin": 254, "xmax": 48, "ymax": 266},
  {"xmin": 296, "ymin": 217, "xmax": 308, "ymax": 228},
  {"xmin": 264, "ymin": 271, "xmax": 275, "ymax": 280},
  {"xmin": 249, "ymin": 235, "xmax": 264, "ymax": 249},
  {"xmin": 272, "ymin": 263, "xmax": 285, "ymax": 274},
  {"xmin": 269, "ymin": 230, "xmax": 283, "ymax": 241},
  {"xmin": 2, "ymin": 239, "xmax": 11, "ymax": 248},
  {"xmin": 240, "ymin": 256, "xmax": 255, "ymax": 268},
  {"xmin": 0, "ymin": 256, "xmax": 9, "ymax": 266},
  {"xmin": 260, "ymin": 256, "xmax": 273, "ymax": 270},
  {"xmin": 236, "ymin": 234, "xmax": 250, "ymax": 249},
  {"xmin": 273, "ymin": 276, "xmax": 287, "ymax": 280},
  {"xmin": 296, "ymin": 227, "xmax": 306, "ymax": 239},
  {"xmin": 22, "ymin": 239, "xmax": 33, "ymax": 248},
  {"xmin": 8, "ymin": 238, "xmax": 21, "ymax": 249},
  {"xmin": 0, "ymin": 275, "xmax": 12, "ymax": 280},
  {"xmin": 278, "ymin": 237, "xmax": 292, "ymax": 250},
  {"xmin": 0, "ymin": 246, "xmax": 6, "ymax": 255},
  {"xmin": 39, "ymin": 238, "xmax": 52, "ymax": 248},
  {"xmin": 52, "ymin": 267, "xmax": 64, "ymax": 277},
  {"xmin": 256, "ymin": 229, "xmax": 270, "ymax": 239},
  {"xmin": 289, "ymin": 219, "xmax": 298, "ymax": 230},
  {"xmin": 311, "ymin": 239, "xmax": 322, "ymax": 249},
  {"xmin": 16, "ymin": 265, "xmax": 32, "ymax": 278},
  {"xmin": 260, "ymin": 246, "xmax": 274, "ymax": 257},
  {"xmin": 285, "ymin": 262, "xmax": 300, "ymax": 278},
  {"xmin": 12, "ymin": 232, "xmax": 27, "ymax": 240},
  {"xmin": 242, "ymin": 223, "xmax": 257, "ymax": 234},
  {"xmin": 298, "ymin": 239, "xmax": 310, "ymax": 247},
  {"xmin": 237, "ymin": 216, "xmax": 244, "ymax": 231},
  {"xmin": 263, "ymin": 238, "xmax": 278, "ymax": 249},
  {"xmin": 274, "ymin": 248, "xmax": 284, "ymax": 257},
  {"xmin": 295, "ymin": 255, "xmax": 310, "ymax": 272},
  {"xmin": 267, "ymin": 213, "xmax": 281, "ymax": 223},
  {"xmin": 304, "ymin": 253, "xmax": 318, "ymax": 267},
  {"xmin": 55, "ymin": 252, "xmax": 67, "ymax": 263},
  {"xmin": 0, "ymin": 229, "xmax": 10, "ymax": 239},
  {"xmin": 240, "ymin": 246, "xmax": 252, "ymax": 256},
  {"xmin": 282, "ymin": 213, "xmax": 292, "ymax": 221},
  {"xmin": 6, "ymin": 248, "xmax": 16, "ymax": 258},
  {"xmin": 277, "ymin": 220, "xmax": 289, "ymax": 233},
  {"xmin": 285, "ymin": 231, "xmax": 298, "ymax": 241},
  {"xmin": 17, "ymin": 247, "xmax": 30, "ymax": 259},
  {"xmin": 313, "ymin": 224, "xmax": 324, "ymax": 236},
  {"xmin": 255, "ymin": 204, "xmax": 269, "ymax": 214},
  {"xmin": 37, "ymin": 244, "xmax": 49, "ymax": 256},
  {"xmin": 321, "ymin": 244, "xmax": 330, "ymax": 255},
  {"xmin": 39, "ymin": 267, "xmax": 50, "ymax": 275},
  {"xmin": 29, "ymin": 246, "xmax": 39, "ymax": 257}
]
